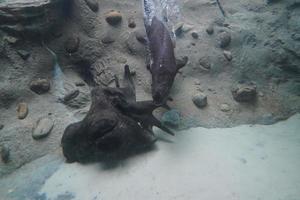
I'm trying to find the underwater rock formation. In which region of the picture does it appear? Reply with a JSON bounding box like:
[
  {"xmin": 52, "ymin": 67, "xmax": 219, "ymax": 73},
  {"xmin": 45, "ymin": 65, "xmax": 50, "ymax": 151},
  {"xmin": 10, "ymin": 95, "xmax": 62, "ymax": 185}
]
[
  {"xmin": 61, "ymin": 65, "xmax": 174, "ymax": 163},
  {"xmin": 0, "ymin": 0, "xmax": 65, "ymax": 38}
]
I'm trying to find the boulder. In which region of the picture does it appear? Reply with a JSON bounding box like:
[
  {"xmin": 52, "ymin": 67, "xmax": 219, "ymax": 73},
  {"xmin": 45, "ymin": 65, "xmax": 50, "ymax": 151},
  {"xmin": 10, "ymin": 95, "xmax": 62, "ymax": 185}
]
[
  {"xmin": 232, "ymin": 84, "xmax": 257, "ymax": 102},
  {"xmin": 30, "ymin": 78, "xmax": 50, "ymax": 94}
]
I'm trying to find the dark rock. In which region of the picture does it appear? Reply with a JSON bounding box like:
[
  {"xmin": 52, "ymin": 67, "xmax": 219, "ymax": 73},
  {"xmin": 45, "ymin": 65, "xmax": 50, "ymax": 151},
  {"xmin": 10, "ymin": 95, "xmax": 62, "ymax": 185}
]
[
  {"xmin": 174, "ymin": 22, "xmax": 184, "ymax": 36},
  {"xmin": 0, "ymin": 145, "xmax": 10, "ymax": 163},
  {"xmin": 206, "ymin": 24, "xmax": 214, "ymax": 35},
  {"xmin": 0, "ymin": 124, "xmax": 3, "ymax": 130},
  {"xmin": 232, "ymin": 84, "xmax": 257, "ymax": 102},
  {"xmin": 32, "ymin": 118, "xmax": 54, "ymax": 140},
  {"xmin": 75, "ymin": 82, "xmax": 85, "ymax": 87},
  {"xmin": 192, "ymin": 93, "xmax": 208, "ymax": 108},
  {"xmin": 65, "ymin": 36, "xmax": 80, "ymax": 54},
  {"xmin": 135, "ymin": 29, "xmax": 148, "ymax": 45},
  {"xmin": 61, "ymin": 65, "xmax": 173, "ymax": 163},
  {"xmin": 101, "ymin": 35, "xmax": 115, "ymax": 44},
  {"xmin": 191, "ymin": 31, "xmax": 199, "ymax": 39},
  {"xmin": 17, "ymin": 50, "xmax": 30, "ymax": 60},
  {"xmin": 105, "ymin": 10, "xmax": 122, "ymax": 26},
  {"xmin": 162, "ymin": 110, "xmax": 181, "ymax": 128},
  {"xmin": 217, "ymin": 31, "xmax": 231, "ymax": 48},
  {"xmin": 128, "ymin": 17, "xmax": 136, "ymax": 28},
  {"xmin": 63, "ymin": 89, "xmax": 80, "ymax": 102},
  {"xmin": 176, "ymin": 56, "xmax": 189, "ymax": 69},
  {"xmin": 30, "ymin": 78, "xmax": 50, "ymax": 95},
  {"xmin": 84, "ymin": 0, "xmax": 99, "ymax": 12},
  {"xmin": 17, "ymin": 102, "xmax": 28, "ymax": 119}
]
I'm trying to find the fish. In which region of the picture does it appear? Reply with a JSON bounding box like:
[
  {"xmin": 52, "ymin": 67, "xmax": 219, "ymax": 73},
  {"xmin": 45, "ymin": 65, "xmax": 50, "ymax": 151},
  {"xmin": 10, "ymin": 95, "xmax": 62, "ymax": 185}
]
[{"xmin": 145, "ymin": 16, "xmax": 184, "ymax": 104}]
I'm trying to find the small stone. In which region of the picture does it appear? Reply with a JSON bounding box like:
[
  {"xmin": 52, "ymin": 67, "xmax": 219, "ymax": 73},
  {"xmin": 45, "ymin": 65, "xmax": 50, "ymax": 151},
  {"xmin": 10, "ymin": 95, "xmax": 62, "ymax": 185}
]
[
  {"xmin": 84, "ymin": 0, "xmax": 98, "ymax": 12},
  {"xmin": 0, "ymin": 124, "xmax": 3, "ymax": 130},
  {"xmin": 130, "ymin": 70, "xmax": 136, "ymax": 76},
  {"xmin": 128, "ymin": 17, "xmax": 136, "ymax": 28},
  {"xmin": 174, "ymin": 22, "xmax": 184, "ymax": 36},
  {"xmin": 0, "ymin": 145, "xmax": 10, "ymax": 163},
  {"xmin": 17, "ymin": 102, "xmax": 28, "ymax": 119},
  {"xmin": 194, "ymin": 80, "xmax": 201, "ymax": 85},
  {"xmin": 65, "ymin": 36, "xmax": 80, "ymax": 54},
  {"xmin": 191, "ymin": 31, "xmax": 199, "ymax": 39},
  {"xmin": 258, "ymin": 92, "xmax": 264, "ymax": 97},
  {"xmin": 199, "ymin": 56, "xmax": 211, "ymax": 70},
  {"xmin": 63, "ymin": 89, "xmax": 80, "ymax": 102},
  {"xmin": 30, "ymin": 78, "xmax": 50, "ymax": 94},
  {"xmin": 4, "ymin": 36, "xmax": 18, "ymax": 44},
  {"xmin": 17, "ymin": 50, "xmax": 30, "ymax": 60},
  {"xmin": 217, "ymin": 31, "xmax": 231, "ymax": 48},
  {"xmin": 161, "ymin": 110, "xmax": 181, "ymax": 128},
  {"xmin": 182, "ymin": 24, "xmax": 194, "ymax": 32},
  {"xmin": 135, "ymin": 29, "xmax": 147, "ymax": 44},
  {"xmin": 176, "ymin": 56, "xmax": 189, "ymax": 69},
  {"xmin": 32, "ymin": 118, "xmax": 54, "ymax": 140},
  {"xmin": 223, "ymin": 50, "xmax": 232, "ymax": 61},
  {"xmin": 75, "ymin": 82, "xmax": 85, "ymax": 87},
  {"xmin": 101, "ymin": 35, "xmax": 115, "ymax": 44},
  {"xmin": 220, "ymin": 104, "xmax": 231, "ymax": 112},
  {"xmin": 206, "ymin": 24, "xmax": 214, "ymax": 35},
  {"xmin": 192, "ymin": 93, "xmax": 208, "ymax": 108},
  {"xmin": 232, "ymin": 84, "xmax": 257, "ymax": 102},
  {"xmin": 105, "ymin": 10, "xmax": 122, "ymax": 26}
]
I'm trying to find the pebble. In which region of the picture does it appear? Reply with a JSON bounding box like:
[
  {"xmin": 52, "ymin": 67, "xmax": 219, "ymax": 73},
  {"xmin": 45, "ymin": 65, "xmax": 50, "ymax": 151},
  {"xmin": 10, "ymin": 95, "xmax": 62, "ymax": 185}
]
[
  {"xmin": 217, "ymin": 31, "xmax": 231, "ymax": 48},
  {"xmin": 192, "ymin": 93, "xmax": 208, "ymax": 108},
  {"xmin": 176, "ymin": 56, "xmax": 189, "ymax": 69},
  {"xmin": 65, "ymin": 35, "xmax": 80, "ymax": 54},
  {"xmin": 194, "ymin": 80, "xmax": 201, "ymax": 85},
  {"xmin": 135, "ymin": 29, "xmax": 147, "ymax": 44},
  {"xmin": 199, "ymin": 56, "xmax": 211, "ymax": 70},
  {"xmin": 0, "ymin": 124, "xmax": 3, "ymax": 130},
  {"xmin": 258, "ymin": 92, "xmax": 264, "ymax": 97},
  {"xmin": 84, "ymin": 0, "xmax": 99, "ymax": 12},
  {"xmin": 206, "ymin": 24, "xmax": 214, "ymax": 35},
  {"xmin": 105, "ymin": 10, "xmax": 122, "ymax": 26},
  {"xmin": 128, "ymin": 17, "xmax": 136, "ymax": 28},
  {"xmin": 75, "ymin": 81, "xmax": 85, "ymax": 87},
  {"xmin": 191, "ymin": 31, "xmax": 199, "ymax": 39},
  {"xmin": 30, "ymin": 78, "xmax": 50, "ymax": 94},
  {"xmin": 101, "ymin": 35, "xmax": 115, "ymax": 44},
  {"xmin": 232, "ymin": 84, "xmax": 257, "ymax": 102},
  {"xmin": 63, "ymin": 89, "xmax": 80, "ymax": 102},
  {"xmin": 0, "ymin": 145, "xmax": 10, "ymax": 163},
  {"xmin": 17, "ymin": 50, "xmax": 30, "ymax": 60},
  {"xmin": 4, "ymin": 36, "xmax": 19, "ymax": 44},
  {"xmin": 161, "ymin": 110, "xmax": 181, "ymax": 128},
  {"xmin": 220, "ymin": 103, "xmax": 231, "ymax": 112},
  {"xmin": 223, "ymin": 50, "xmax": 232, "ymax": 61},
  {"xmin": 174, "ymin": 22, "xmax": 184, "ymax": 36},
  {"xmin": 32, "ymin": 118, "xmax": 54, "ymax": 140},
  {"xmin": 17, "ymin": 102, "xmax": 28, "ymax": 119}
]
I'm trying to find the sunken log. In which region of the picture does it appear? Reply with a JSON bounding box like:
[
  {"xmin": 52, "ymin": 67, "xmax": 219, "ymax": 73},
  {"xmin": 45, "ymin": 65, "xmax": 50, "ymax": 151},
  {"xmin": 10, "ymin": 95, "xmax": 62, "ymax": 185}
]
[{"xmin": 61, "ymin": 65, "xmax": 174, "ymax": 163}]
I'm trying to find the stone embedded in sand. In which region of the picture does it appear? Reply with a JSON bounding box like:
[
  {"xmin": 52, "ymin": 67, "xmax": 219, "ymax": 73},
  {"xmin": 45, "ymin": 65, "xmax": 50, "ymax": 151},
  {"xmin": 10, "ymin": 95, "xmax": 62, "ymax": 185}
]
[
  {"xmin": 105, "ymin": 11, "xmax": 122, "ymax": 26},
  {"xmin": 199, "ymin": 56, "xmax": 211, "ymax": 70},
  {"xmin": 65, "ymin": 36, "xmax": 80, "ymax": 54},
  {"xmin": 32, "ymin": 118, "xmax": 54, "ymax": 140},
  {"xmin": 217, "ymin": 31, "xmax": 231, "ymax": 48},
  {"xmin": 176, "ymin": 56, "xmax": 189, "ymax": 69},
  {"xmin": 84, "ymin": 0, "xmax": 99, "ymax": 12},
  {"xmin": 63, "ymin": 89, "xmax": 80, "ymax": 102},
  {"xmin": 232, "ymin": 84, "xmax": 257, "ymax": 102},
  {"xmin": 17, "ymin": 102, "xmax": 28, "ymax": 119},
  {"xmin": 101, "ymin": 35, "xmax": 115, "ymax": 44},
  {"xmin": 0, "ymin": 144, "xmax": 10, "ymax": 163},
  {"xmin": 135, "ymin": 29, "xmax": 147, "ymax": 44},
  {"xmin": 30, "ymin": 78, "xmax": 50, "ymax": 95},
  {"xmin": 174, "ymin": 22, "xmax": 184, "ymax": 36},
  {"xmin": 206, "ymin": 24, "xmax": 214, "ymax": 35},
  {"xmin": 128, "ymin": 17, "xmax": 136, "ymax": 28},
  {"xmin": 192, "ymin": 93, "xmax": 208, "ymax": 108},
  {"xmin": 17, "ymin": 50, "xmax": 30, "ymax": 60},
  {"xmin": 191, "ymin": 31, "xmax": 199, "ymax": 39},
  {"xmin": 223, "ymin": 50, "xmax": 232, "ymax": 61},
  {"xmin": 3, "ymin": 36, "xmax": 18, "ymax": 44},
  {"xmin": 162, "ymin": 110, "xmax": 181, "ymax": 128},
  {"xmin": 220, "ymin": 103, "xmax": 231, "ymax": 112}
]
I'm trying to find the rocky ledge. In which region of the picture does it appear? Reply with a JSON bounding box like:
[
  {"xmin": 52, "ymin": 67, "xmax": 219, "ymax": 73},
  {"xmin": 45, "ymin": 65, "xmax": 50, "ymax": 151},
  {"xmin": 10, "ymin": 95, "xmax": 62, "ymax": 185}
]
[{"xmin": 0, "ymin": 0, "xmax": 65, "ymax": 38}]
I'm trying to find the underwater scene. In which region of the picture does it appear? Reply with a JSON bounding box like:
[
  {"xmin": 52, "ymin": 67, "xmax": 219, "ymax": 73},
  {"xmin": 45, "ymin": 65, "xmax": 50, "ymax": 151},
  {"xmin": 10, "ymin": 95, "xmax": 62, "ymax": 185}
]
[{"xmin": 0, "ymin": 0, "xmax": 300, "ymax": 199}]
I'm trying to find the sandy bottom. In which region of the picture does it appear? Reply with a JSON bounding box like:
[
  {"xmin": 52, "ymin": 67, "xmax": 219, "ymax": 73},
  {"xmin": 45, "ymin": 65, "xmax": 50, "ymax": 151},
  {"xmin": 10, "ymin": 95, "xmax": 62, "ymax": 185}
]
[{"xmin": 1, "ymin": 114, "xmax": 300, "ymax": 200}]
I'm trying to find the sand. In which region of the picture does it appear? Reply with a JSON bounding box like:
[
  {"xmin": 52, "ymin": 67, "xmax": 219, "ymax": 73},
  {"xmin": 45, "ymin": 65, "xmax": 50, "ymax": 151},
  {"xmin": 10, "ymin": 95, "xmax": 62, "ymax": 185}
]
[{"xmin": 0, "ymin": 114, "xmax": 299, "ymax": 200}]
